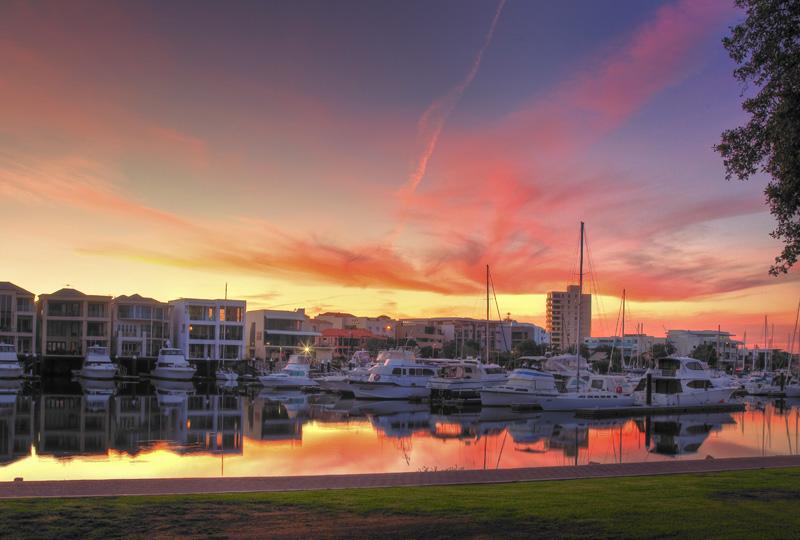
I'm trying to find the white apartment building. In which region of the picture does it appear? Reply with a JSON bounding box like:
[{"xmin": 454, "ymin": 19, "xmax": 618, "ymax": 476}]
[
  {"xmin": 546, "ymin": 285, "xmax": 591, "ymax": 353},
  {"xmin": 37, "ymin": 288, "xmax": 112, "ymax": 356},
  {"xmin": 584, "ymin": 334, "xmax": 662, "ymax": 358},
  {"xmin": 666, "ymin": 330, "xmax": 741, "ymax": 365},
  {"xmin": 0, "ymin": 282, "xmax": 36, "ymax": 354},
  {"xmin": 169, "ymin": 298, "xmax": 246, "ymax": 361},
  {"xmin": 112, "ymin": 294, "xmax": 171, "ymax": 358},
  {"xmin": 245, "ymin": 308, "xmax": 320, "ymax": 360}
]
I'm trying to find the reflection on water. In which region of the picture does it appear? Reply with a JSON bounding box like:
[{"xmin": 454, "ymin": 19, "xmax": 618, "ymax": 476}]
[{"xmin": 1, "ymin": 380, "xmax": 799, "ymax": 481}]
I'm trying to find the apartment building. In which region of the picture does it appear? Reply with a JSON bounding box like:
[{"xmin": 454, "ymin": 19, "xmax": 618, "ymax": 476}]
[
  {"xmin": 169, "ymin": 298, "xmax": 246, "ymax": 361},
  {"xmin": 546, "ymin": 285, "xmax": 591, "ymax": 353},
  {"xmin": 245, "ymin": 308, "xmax": 320, "ymax": 360},
  {"xmin": 112, "ymin": 294, "xmax": 171, "ymax": 358},
  {"xmin": 666, "ymin": 329, "xmax": 741, "ymax": 365},
  {"xmin": 0, "ymin": 282, "xmax": 36, "ymax": 354},
  {"xmin": 37, "ymin": 288, "xmax": 112, "ymax": 356},
  {"xmin": 315, "ymin": 312, "xmax": 397, "ymax": 338}
]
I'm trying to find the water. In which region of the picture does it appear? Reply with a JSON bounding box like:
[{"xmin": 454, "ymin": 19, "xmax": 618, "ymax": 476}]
[{"xmin": 1, "ymin": 378, "xmax": 798, "ymax": 481}]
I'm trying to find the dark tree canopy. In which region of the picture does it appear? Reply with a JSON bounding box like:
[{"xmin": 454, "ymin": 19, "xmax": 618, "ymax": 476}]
[{"xmin": 715, "ymin": 0, "xmax": 800, "ymax": 275}]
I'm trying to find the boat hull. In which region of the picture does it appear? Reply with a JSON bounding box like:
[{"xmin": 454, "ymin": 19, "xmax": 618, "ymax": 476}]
[
  {"xmin": 479, "ymin": 388, "xmax": 545, "ymax": 408},
  {"xmin": 349, "ymin": 382, "xmax": 429, "ymax": 400},
  {"xmin": 80, "ymin": 365, "xmax": 118, "ymax": 380},
  {"xmin": 537, "ymin": 394, "xmax": 635, "ymax": 411},
  {"xmin": 634, "ymin": 387, "xmax": 734, "ymax": 407},
  {"xmin": 0, "ymin": 364, "xmax": 24, "ymax": 379},
  {"xmin": 150, "ymin": 366, "xmax": 196, "ymax": 381},
  {"xmin": 258, "ymin": 375, "xmax": 318, "ymax": 389}
]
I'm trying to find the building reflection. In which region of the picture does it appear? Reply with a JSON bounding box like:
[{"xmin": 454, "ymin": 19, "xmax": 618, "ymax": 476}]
[{"xmin": 0, "ymin": 380, "xmax": 33, "ymax": 465}]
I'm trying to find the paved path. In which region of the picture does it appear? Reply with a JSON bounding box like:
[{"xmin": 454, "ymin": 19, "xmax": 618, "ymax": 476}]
[{"xmin": 2, "ymin": 455, "xmax": 799, "ymax": 499}]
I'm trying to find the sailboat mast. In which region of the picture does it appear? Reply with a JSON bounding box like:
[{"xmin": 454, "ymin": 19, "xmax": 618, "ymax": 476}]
[
  {"xmin": 576, "ymin": 222, "xmax": 585, "ymax": 387},
  {"xmin": 621, "ymin": 289, "xmax": 626, "ymax": 370},
  {"xmin": 486, "ymin": 264, "xmax": 490, "ymax": 364}
]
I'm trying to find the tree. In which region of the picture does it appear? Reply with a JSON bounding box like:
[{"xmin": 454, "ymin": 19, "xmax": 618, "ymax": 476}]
[
  {"xmin": 715, "ymin": 0, "xmax": 800, "ymax": 275},
  {"xmin": 690, "ymin": 343, "xmax": 718, "ymax": 367},
  {"xmin": 513, "ymin": 339, "xmax": 546, "ymax": 358},
  {"xmin": 652, "ymin": 342, "xmax": 676, "ymax": 360}
]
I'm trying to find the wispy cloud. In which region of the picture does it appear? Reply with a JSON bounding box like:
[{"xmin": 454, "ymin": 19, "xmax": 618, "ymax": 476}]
[{"xmin": 398, "ymin": 0, "xmax": 507, "ymax": 202}]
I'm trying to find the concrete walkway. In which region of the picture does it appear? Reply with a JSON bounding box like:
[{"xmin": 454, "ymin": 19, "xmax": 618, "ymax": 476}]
[{"xmin": 2, "ymin": 455, "xmax": 799, "ymax": 499}]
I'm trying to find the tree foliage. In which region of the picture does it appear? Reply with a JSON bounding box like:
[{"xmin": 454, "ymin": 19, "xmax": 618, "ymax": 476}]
[{"xmin": 715, "ymin": 0, "xmax": 800, "ymax": 275}]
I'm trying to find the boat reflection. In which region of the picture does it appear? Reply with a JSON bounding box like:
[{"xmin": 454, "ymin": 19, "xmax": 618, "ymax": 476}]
[
  {"xmin": 1, "ymin": 381, "xmax": 799, "ymax": 480},
  {"xmin": 639, "ymin": 413, "xmax": 736, "ymax": 456}
]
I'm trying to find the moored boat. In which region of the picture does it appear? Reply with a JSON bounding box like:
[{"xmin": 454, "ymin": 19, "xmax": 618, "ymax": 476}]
[
  {"xmin": 150, "ymin": 347, "xmax": 197, "ymax": 380},
  {"xmin": 0, "ymin": 343, "xmax": 23, "ymax": 379},
  {"xmin": 633, "ymin": 356, "xmax": 736, "ymax": 406},
  {"xmin": 259, "ymin": 354, "xmax": 319, "ymax": 389},
  {"xmin": 79, "ymin": 345, "xmax": 118, "ymax": 380}
]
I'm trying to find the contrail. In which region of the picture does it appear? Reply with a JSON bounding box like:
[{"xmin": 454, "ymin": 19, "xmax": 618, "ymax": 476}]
[{"xmin": 402, "ymin": 0, "xmax": 507, "ymax": 197}]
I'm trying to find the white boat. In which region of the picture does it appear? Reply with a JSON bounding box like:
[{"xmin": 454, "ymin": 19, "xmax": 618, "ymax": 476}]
[
  {"xmin": 348, "ymin": 350, "xmax": 437, "ymax": 400},
  {"xmin": 428, "ymin": 359, "xmax": 507, "ymax": 402},
  {"xmin": 0, "ymin": 378, "xmax": 22, "ymax": 405},
  {"xmin": 216, "ymin": 366, "xmax": 239, "ymax": 384},
  {"xmin": 79, "ymin": 345, "xmax": 118, "ymax": 380},
  {"xmin": 744, "ymin": 372, "xmax": 785, "ymax": 396},
  {"xmin": 151, "ymin": 379, "xmax": 195, "ymax": 408},
  {"xmin": 150, "ymin": 347, "xmax": 197, "ymax": 381},
  {"xmin": 633, "ymin": 356, "xmax": 736, "ymax": 406},
  {"xmin": 259, "ymin": 355, "xmax": 319, "ymax": 389},
  {"xmin": 317, "ymin": 365, "xmax": 374, "ymax": 395},
  {"xmin": 0, "ymin": 343, "xmax": 23, "ymax": 379},
  {"xmin": 480, "ymin": 368, "xmax": 559, "ymax": 407}
]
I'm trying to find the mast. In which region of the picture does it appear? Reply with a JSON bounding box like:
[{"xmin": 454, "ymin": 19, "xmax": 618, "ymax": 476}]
[
  {"xmin": 621, "ymin": 289, "xmax": 626, "ymax": 370},
  {"xmin": 790, "ymin": 298, "xmax": 800, "ymax": 374},
  {"xmin": 717, "ymin": 324, "xmax": 721, "ymax": 369},
  {"xmin": 486, "ymin": 264, "xmax": 490, "ymax": 364},
  {"xmin": 576, "ymin": 222, "xmax": 585, "ymax": 389},
  {"xmin": 764, "ymin": 315, "xmax": 768, "ymax": 371}
]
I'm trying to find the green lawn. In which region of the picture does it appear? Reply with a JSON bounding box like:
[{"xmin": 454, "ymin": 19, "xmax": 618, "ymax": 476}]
[{"xmin": 2, "ymin": 468, "xmax": 800, "ymax": 539}]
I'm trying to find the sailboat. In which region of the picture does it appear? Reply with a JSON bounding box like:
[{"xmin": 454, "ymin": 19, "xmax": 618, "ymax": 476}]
[
  {"xmin": 482, "ymin": 223, "xmax": 634, "ymax": 410},
  {"xmin": 428, "ymin": 265, "xmax": 507, "ymax": 403}
]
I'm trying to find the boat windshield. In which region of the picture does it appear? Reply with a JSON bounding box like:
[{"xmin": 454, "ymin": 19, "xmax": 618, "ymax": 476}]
[{"xmin": 0, "ymin": 345, "xmax": 15, "ymax": 353}]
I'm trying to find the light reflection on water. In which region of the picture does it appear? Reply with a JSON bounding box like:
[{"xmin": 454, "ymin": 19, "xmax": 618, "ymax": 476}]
[{"xmin": 0, "ymin": 378, "xmax": 798, "ymax": 481}]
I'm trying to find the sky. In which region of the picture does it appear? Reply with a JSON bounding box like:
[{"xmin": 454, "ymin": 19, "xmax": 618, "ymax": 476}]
[{"xmin": 1, "ymin": 0, "xmax": 798, "ymax": 349}]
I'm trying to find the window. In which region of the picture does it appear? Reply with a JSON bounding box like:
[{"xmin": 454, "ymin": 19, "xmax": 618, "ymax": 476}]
[
  {"xmin": 225, "ymin": 307, "xmax": 243, "ymax": 322},
  {"xmin": 654, "ymin": 379, "xmax": 682, "ymax": 394},
  {"xmin": 88, "ymin": 303, "xmax": 107, "ymax": 318},
  {"xmin": 87, "ymin": 322, "xmax": 106, "ymax": 337},
  {"xmin": 392, "ymin": 368, "xmax": 402, "ymax": 375},
  {"xmin": 189, "ymin": 325, "xmax": 215, "ymax": 340},
  {"xmin": 0, "ymin": 295, "xmax": 11, "ymax": 331},
  {"xmin": 687, "ymin": 380, "xmax": 710, "ymax": 389},
  {"xmin": 188, "ymin": 306, "xmax": 214, "ymax": 321},
  {"xmin": 591, "ymin": 379, "xmax": 605, "ymax": 390},
  {"xmin": 686, "ymin": 362, "xmax": 704, "ymax": 371},
  {"xmin": 48, "ymin": 301, "xmax": 81, "ymax": 317},
  {"xmin": 16, "ymin": 297, "xmax": 33, "ymax": 313},
  {"xmin": 117, "ymin": 304, "xmax": 133, "ymax": 319},
  {"xmin": 222, "ymin": 325, "xmax": 243, "ymax": 341}
]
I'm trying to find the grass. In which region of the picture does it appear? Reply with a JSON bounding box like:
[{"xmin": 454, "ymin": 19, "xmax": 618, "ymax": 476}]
[{"xmin": 2, "ymin": 469, "xmax": 800, "ymax": 538}]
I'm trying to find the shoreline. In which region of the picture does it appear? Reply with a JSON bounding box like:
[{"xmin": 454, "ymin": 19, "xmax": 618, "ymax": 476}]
[{"xmin": 3, "ymin": 454, "xmax": 799, "ymax": 499}]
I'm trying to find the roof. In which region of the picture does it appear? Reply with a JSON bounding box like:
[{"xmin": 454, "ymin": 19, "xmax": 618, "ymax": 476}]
[
  {"xmin": 114, "ymin": 294, "xmax": 164, "ymax": 304},
  {"xmin": 317, "ymin": 312, "xmax": 356, "ymax": 318},
  {"xmin": 0, "ymin": 282, "xmax": 34, "ymax": 296},
  {"xmin": 49, "ymin": 288, "xmax": 87, "ymax": 297},
  {"xmin": 322, "ymin": 328, "xmax": 380, "ymax": 339},
  {"xmin": 264, "ymin": 329, "xmax": 321, "ymax": 337}
]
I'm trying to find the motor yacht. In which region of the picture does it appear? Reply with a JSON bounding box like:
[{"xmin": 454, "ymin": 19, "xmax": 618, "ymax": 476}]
[
  {"xmin": 151, "ymin": 378, "xmax": 195, "ymax": 408},
  {"xmin": 428, "ymin": 359, "xmax": 507, "ymax": 402},
  {"xmin": 258, "ymin": 354, "xmax": 319, "ymax": 389},
  {"xmin": 79, "ymin": 345, "xmax": 118, "ymax": 380},
  {"xmin": 216, "ymin": 365, "xmax": 239, "ymax": 384},
  {"xmin": 0, "ymin": 343, "xmax": 23, "ymax": 379},
  {"xmin": 480, "ymin": 368, "xmax": 559, "ymax": 407},
  {"xmin": 348, "ymin": 349, "xmax": 436, "ymax": 400},
  {"xmin": 744, "ymin": 372, "xmax": 786, "ymax": 396},
  {"xmin": 633, "ymin": 356, "xmax": 737, "ymax": 406},
  {"xmin": 535, "ymin": 373, "xmax": 636, "ymax": 411},
  {"xmin": 150, "ymin": 347, "xmax": 197, "ymax": 381}
]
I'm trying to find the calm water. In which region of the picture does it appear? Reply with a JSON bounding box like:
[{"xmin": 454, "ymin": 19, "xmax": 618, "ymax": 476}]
[{"xmin": 1, "ymin": 378, "xmax": 798, "ymax": 481}]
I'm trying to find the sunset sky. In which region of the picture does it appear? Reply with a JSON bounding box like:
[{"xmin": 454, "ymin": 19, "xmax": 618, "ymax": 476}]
[{"xmin": 1, "ymin": 0, "xmax": 798, "ymax": 348}]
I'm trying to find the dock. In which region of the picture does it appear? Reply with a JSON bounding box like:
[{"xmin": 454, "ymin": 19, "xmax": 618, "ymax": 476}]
[{"xmin": 575, "ymin": 402, "xmax": 745, "ymax": 419}]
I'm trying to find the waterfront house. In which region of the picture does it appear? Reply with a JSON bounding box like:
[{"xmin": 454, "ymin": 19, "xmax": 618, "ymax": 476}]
[
  {"xmin": 37, "ymin": 288, "xmax": 112, "ymax": 357},
  {"xmin": 112, "ymin": 294, "xmax": 172, "ymax": 358},
  {"xmin": 169, "ymin": 298, "xmax": 246, "ymax": 361},
  {"xmin": 0, "ymin": 282, "xmax": 36, "ymax": 354},
  {"xmin": 245, "ymin": 308, "xmax": 320, "ymax": 361}
]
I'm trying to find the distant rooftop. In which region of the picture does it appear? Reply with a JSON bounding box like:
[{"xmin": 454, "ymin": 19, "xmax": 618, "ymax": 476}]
[
  {"xmin": 0, "ymin": 282, "xmax": 34, "ymax": 296},
  {"xmin": 114, "ymin": 293, "xmax": 165, "ymax": 304}
]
